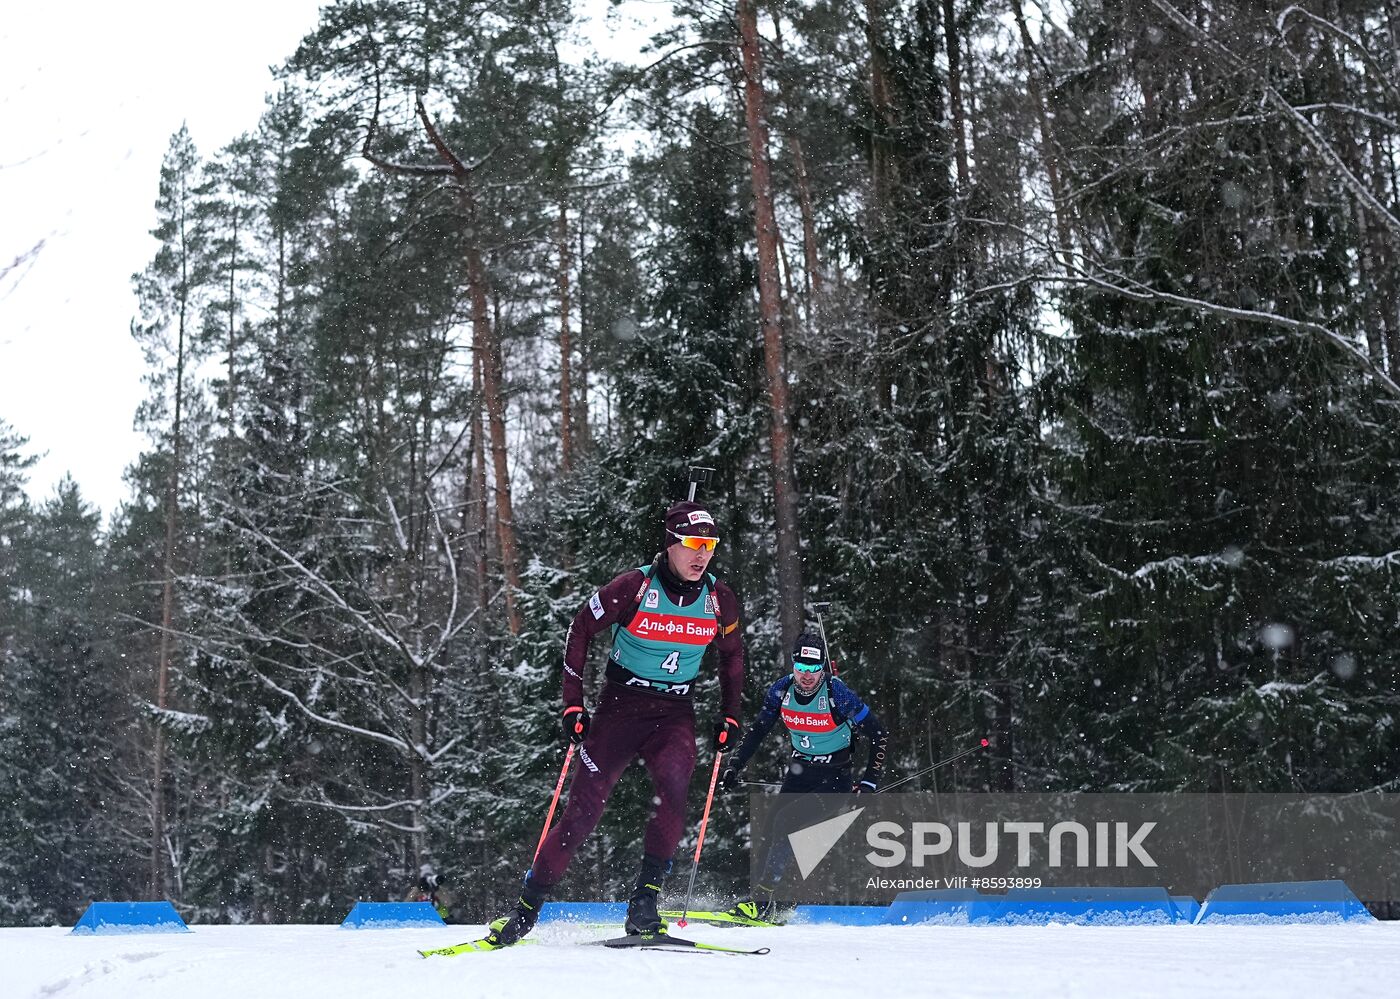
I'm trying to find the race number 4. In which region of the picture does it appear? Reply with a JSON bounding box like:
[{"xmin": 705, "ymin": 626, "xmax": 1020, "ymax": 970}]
[{"xmin": 660, "ymin": 651, "xmax": 681, "ymax": 674}]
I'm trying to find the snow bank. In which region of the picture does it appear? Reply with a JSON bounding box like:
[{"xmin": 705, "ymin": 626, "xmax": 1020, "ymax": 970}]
[{"xmin": 6, "ymin": 921, "xmax": 1399, "ymax": 999}]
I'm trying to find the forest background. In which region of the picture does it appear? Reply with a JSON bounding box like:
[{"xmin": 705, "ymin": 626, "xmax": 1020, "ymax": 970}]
[{"xmin": 2, "ymin": 0, "xmax": 1399, "ymax": 925}]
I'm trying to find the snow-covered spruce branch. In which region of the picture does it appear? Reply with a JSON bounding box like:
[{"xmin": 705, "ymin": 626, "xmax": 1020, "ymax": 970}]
[
  {"xmin": 248, "ymin": 668, "xmax": 413, "ymax": 756},
  {"xmin": 163, "ymin": 605, "xmax": 466, "ymax": 765},
  {"xmin": 963, "ymin": 218, "xmax": 1400, "ymax": 400},
  {"xmin": 1082, "ymin": 548, "xmax": 1229, "ymax": 590},
  {"xmin": 1276, "ymin": 5, "xmax": 1400, "ymax": 111},
  {"xmin": 321, "ymin": 548, "xmax": 460, "ymax": 689},
  {"xmin": 1148, "ymin": 0, "xmax": 1400, "ymax": 240},
  {"xmin": 1063, "ymin": 108, "xmax": 1345, "ymax": 210},
  {"xmin": 1291, "ymin": 104, "xmax": 1400, "ymax": 134},
  {"xmin": 164, "ymin": 623, "xmax": 420, "ymax": 746},
  {"xmin": 430, "ymin": 495, "xmax": 463, "ymax": 662},
  {"xmin": 215, "ymin": 509, "xmax": 421, "ymax": 670},
  {"xmin": 287, "ymin": 795, "xmax": 422, "ymax": 813},
  {"xmin": 428, "ymin": 784, "xmax": 467, "ymax": 807},
  {"xmin": 378, "ymin": 818, "xmax": 425, "ymax": 834},
  {"xmin": 1315, "ymin": 550, "xmax": 1400, "ymax": 571}
]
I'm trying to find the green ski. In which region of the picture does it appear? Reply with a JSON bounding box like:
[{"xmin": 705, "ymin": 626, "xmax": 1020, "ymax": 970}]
[
  {"xmin": 659, "ymin": 909, "xmax": 784, "ymax": 928},
  {"xmin": 419, "ymin": 936, "xmax": 538, "ymax": 957}
]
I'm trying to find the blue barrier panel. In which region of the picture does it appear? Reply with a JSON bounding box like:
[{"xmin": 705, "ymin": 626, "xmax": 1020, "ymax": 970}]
[
  {"xmin": 789, "ymin": 905, "xmax": 891, "ymax": 926},
  {"xmin": 1195, "ymin": 880, "xmax": 1375, "ymax": 925},
  {"xmin": 340, "ymin": 901, "xmax": 446, "ymax": 929},
  {"xmin": 1171, "ymin": 896, "xmax": 1201, "ymax": 924},
  {"xmin": 972, "ymin": 886, "xmax": 1180, "ymax": 926},
  {"xmin": 537, "ymin": 902, "xmax": 627, "ymax": 924},
  {"xmin": 71, "ymin": 901, "xmax": 191, "ymax": 935},
  {"xmin": 886, "ymin": 889, "xmax": 985, "ymax": 925}
]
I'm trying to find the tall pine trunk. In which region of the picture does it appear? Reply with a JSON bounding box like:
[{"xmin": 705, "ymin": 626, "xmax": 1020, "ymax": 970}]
[
  {"xmin": 1012, "ymin": 0, "xmax": 1073, "ymax": 261},
  {"xmin": 575, "ymin": 208, "xmax": 592, "ymax": 453},
  {"xmin": 769, "ymin": 10, "xmax": 823, "ymax": 309},
  {"xmin": 943, "ymin": 0, "xmax": 972, "ymax": 187},
  {"xmin": 464, "ymin": 213, "xmax": 522, "ymax": 635},
  {"xmin": 467, "ymin": 347, "xmax": 490, "ymax": 617},
  {"xmin": 151, "ymin": 259, "xmax": 188, "ymax": 901},
  {"xmin": 738, "ymin": 0, "xmax": 803, "ymax": 647},
  {"xmin": 362, "ymin": 96, "xmax": 524, "ymax": 635},
  {"xmin": 864, "ymin": 0, "xmax": 895, "ymax": 210},
  {"xmin": 557, "ymin": 201, "xmax": 574, "ymax": 474}
]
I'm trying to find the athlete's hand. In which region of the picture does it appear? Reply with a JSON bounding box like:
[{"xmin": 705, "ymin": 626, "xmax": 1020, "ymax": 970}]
[
  {"xmin": 713, "ymin": 716, "xmax": 741, "ymax": 752},
  {"xmin": 720, "ymin": 767, "xmax": 742, "ymax": 791},
  {"xmin": 853, "ymin": 778, "xmax": 878, "ymax": 794},
  {"xmin": 562, "ymin": 705, "xmax": 590, "ymax": 745}
]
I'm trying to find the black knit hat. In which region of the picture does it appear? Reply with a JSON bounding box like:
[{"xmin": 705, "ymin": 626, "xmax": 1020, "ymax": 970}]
[
  {"xmin": 791, "ymin": 632, "xmax": 827, "ymax": 667},
  {"xmin": 663, "ymin": 500, "xmax": 718, "ymax": 546}
]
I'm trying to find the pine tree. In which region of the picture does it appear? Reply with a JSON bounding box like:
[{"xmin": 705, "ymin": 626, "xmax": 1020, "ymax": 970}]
[
  {"xmin": 1, "ymin": 478, "xmax": 134, "ymax": 922},
  {"xmin": 1033, "ymin": 0, "xmax": 1400, "ymax": 792}
]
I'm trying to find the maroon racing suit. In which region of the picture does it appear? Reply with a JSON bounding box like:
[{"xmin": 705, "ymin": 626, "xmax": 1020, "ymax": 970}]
[{"xmin": 529, "ymin": 561, "xmax": 745, "ymax": 888}]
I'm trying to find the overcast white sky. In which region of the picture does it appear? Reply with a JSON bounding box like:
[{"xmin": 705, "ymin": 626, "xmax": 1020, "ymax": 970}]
[
  {"xmin": 0, "ymin": 1, "xmax": 328, "ymax": 518},
  {"xmin": 1, "ymin": 2, "xmax": 659, "ymax": 521}
]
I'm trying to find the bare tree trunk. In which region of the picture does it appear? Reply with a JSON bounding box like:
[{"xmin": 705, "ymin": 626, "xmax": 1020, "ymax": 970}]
[
  {"xmin": 151, "ymin": 252, "xmax": 189, "ymax": 901},
  {"xmin": 864, "ymin": 0, "xmax": 897, "ymax": 410},
  {"xmin": 943, "ymin": 0, "xmax": 972, "ymax": 187},
  {"xmin": 575, "ymin": 204, "xmax": 592, "ymax": 452},
  {"xmin": 789, "ymin": 136, "xmax": 822, "ymax": 308},
  {"xmin": 226, "ymin": 212, "xmax": 239, "ymax": 430},
  {"xmin": 1369, "ymin": 129, "xmax": 1400, "ymax": 379},
  {"xmin": 1012, "ymin": 0, "xmax": 1074, "ymax": 261},
  {"xmin": 964, "ymin": 22, "xmax": 984, "ymax": 167},
  {"xmin": 865, "ymin": 0, "xmax": 896, "ymax": 208},
  {"xmin": 776, "ymin": 224, "xmax": 799, "ymax": 322},
  {"xmin": 276, "ymin": 220, "xmax": 287, "ymax": 346},
  {"xmin": 738, "ymin": 0, "xmax": 804, "ymax": 648},
  {"xmin": 467, "ymin": 350, "xmax": 490, "ymax": 617},
  {"xmin": 769, "ymin": 9, "xmax": 823, "ymax": 304},
  {"xmin": 557, "ymin": 201, "xmax": 574, "ymax": 474},
  {"xmin": 363, "ymin": 96, "xmax": 523, "ymax": 634},
  {"xmin": 465, "ymin": 223, "xmax": 522, "ymax": 635},
  {"xmin": 408, "ymin": 667, "xmax": 427, "ymax": 867}
]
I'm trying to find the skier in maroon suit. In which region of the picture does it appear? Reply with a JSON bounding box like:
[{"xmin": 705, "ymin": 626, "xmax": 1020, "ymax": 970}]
[{"xmin": 483, "ymin": 499, "xmax": 746, "ymax": 946}]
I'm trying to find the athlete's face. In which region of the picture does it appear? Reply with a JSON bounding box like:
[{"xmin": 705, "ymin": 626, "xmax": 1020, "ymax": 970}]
[
  {"xmin": 793, "ymin": 665, "xmax": 824, "ymax": 694},
  {"xmin": 666, "ymin": 536, "xmax": 716, "ymax": 581}
]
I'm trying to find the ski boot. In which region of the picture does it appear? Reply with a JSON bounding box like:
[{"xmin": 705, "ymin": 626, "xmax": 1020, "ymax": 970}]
[
  {"xmin": 624, "ymin": 858, "xmax": 669, "ymax": 936},
  {"xmin": 484, "ymin": 875, "xmax": 549, "ymax": 948},
  {"xmin": 724, "ymin": 884, "xmax": 777, "ymax": 923}
]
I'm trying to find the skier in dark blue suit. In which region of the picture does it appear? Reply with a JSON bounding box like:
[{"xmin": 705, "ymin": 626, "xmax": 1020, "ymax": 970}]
[{"xmin": 719, "ymin": 631, "xmax": 889, "ymax": 921}]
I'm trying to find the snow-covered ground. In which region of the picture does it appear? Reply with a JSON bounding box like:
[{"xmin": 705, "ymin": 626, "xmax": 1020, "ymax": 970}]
[{"xmin": 6, "ymin": 921, "xmax": 1399, "ymax": 998}]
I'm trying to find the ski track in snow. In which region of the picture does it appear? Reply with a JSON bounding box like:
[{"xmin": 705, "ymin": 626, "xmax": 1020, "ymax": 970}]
[{"xmin": 4, "ymin": 922, "xmax": 1399, "ymax": 999}]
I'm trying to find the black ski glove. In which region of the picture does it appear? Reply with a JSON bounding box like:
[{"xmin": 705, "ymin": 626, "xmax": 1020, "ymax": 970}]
[
  {"xmin": 562, "ymin": 705, "xmax": 590, "ymax": 745},
  {"xmin": 856, "ymin": 761, "xmax": 879, "ymax": 794},
  {"xmin": 713, "ymin": 715, "xmax": 741, "ymax": 753},
  {"xmin": 720, "ymin": 766, "xmax": 743, "ymax": 792}
]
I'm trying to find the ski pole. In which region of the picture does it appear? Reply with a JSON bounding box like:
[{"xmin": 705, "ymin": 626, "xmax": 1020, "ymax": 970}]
[
  {"xmin": 811, "ymin": 600, "xmax": 835, "ymax": 672},
  {"xmin": 532, "ymin": 744, "xmax": 575, "ymax": 865},
  {"xmin": 676, "ymin": 751, "xmax": 725, "ymax": 928},
  {"xmin": 687, "ymin": 465, "xmax": 714, "ymax": 502},
  {"xmin": 736, "ymin": 778, "xmax": 784, "ymax": 790},
  {"xmin": 876, "ymin": 738, "xmax": 989, "ymax": 794}
]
